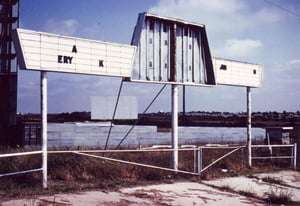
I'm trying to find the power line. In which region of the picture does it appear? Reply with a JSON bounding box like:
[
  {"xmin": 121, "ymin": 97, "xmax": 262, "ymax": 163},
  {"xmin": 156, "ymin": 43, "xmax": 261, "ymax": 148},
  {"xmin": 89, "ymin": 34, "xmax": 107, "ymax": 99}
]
[{"xmin": 264, "ymin": 0, "xmax": 300, "ymax": 18}]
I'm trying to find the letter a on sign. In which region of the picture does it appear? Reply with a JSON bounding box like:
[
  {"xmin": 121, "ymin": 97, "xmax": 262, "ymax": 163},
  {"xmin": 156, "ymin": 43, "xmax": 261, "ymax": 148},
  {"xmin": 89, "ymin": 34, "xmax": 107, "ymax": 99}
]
[{"xmin": 72, "ymin": 45, "xmax": 77, "ymax": 53}]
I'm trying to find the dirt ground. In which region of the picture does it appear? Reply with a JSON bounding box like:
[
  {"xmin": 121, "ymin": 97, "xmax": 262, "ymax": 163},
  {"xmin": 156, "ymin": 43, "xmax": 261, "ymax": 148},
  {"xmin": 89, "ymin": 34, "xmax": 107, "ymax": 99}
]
[{"xmin": 1, "ymin": 170, "xmax": 299, "ymax": 206}]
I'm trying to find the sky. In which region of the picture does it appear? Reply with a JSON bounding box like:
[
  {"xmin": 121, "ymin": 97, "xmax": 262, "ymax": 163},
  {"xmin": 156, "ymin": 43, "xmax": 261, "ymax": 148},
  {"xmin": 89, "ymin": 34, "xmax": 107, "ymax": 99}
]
[{"xmin": 17, "ymin": 0, "xmax": 300, "ymax": 114}]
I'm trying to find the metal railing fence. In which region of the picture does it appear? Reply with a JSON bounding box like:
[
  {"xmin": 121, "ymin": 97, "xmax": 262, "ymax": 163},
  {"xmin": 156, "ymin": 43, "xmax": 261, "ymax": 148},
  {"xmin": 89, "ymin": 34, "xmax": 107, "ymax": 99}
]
[
  {"xmin": 251, "ymin": 143, "xmax": 297, "ymax": 169},
  {"xmin": 0, "ymin": 143, "xmax": 297, "ymax": 186},
  {"xmin": 0, "ymin": 151, "xmax": 42, "ymax": 177}
]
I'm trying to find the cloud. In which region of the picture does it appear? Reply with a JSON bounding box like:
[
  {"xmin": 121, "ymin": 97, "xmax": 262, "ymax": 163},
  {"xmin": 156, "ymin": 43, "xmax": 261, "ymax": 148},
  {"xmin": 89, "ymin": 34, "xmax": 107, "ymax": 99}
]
[
  {"xmin": 214, "ymin": 39, "xmax": 263, "ymax": 59},
  {"xmin": 288, "ymin": 59, "xmax": 300, "ymax": 69},
  {"xmin": 270, "ymin": 59, "xmax": 300, "ymax": 80},
  {"xmin": 148, "ymin": 0, "xmax": 245, "ymax": 20},
  {"xmin": 254, "ymin": 7, "xmax": 282, "ymax": 23},
  {"xmin": 282, "ymin": 59, "xmax": 300, "ymax": 82},
  {"xmin": 149, "ymin": 0, "xmax": 283, "ymax": 34},
  {"xmin": 43, "ymin": 18, "xmax": 80, "ymax": 36}
]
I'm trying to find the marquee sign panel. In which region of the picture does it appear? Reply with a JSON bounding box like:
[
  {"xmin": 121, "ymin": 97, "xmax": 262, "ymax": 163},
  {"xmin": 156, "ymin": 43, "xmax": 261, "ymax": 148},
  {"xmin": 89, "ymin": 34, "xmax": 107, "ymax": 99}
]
[
  {"xmin": 213, "ymin": 57, "xmax": 263, "ymax": 88},
  {"xmin": 130, "ymin": 13, "xmax": 216, "ymax": 86},
  {"xmin": 12, "ymin": 29, "xmax": 136, "ymax": 77}
]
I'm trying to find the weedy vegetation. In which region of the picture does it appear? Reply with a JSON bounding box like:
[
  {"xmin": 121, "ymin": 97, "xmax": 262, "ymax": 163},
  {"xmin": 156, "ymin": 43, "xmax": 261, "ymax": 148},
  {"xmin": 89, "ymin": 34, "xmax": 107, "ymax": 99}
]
[
  {"xmin": 264, "ymin": 186, "xmax": 294, "ymax": 205},
  {"xmin": 0, "ymin": 141, "xmax": 298, "ymax": 204}
]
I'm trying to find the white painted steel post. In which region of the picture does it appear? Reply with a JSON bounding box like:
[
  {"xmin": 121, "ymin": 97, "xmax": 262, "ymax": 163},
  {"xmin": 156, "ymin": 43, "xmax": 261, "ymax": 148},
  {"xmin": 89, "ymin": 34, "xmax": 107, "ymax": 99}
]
[
  {"xmin": 170, "ymin": 22, "xmax": 178, "ymax": 171},
  {"xmin": 171, "ymin": 84, "xmax": 179, "ymax": 171},
  {"xmin": 247, "ymin": 87, "xmax": 252, "ymax": 168},
  {"xmin": 41, "ymin": 71, "xmax": 48, "ymax": 188}
]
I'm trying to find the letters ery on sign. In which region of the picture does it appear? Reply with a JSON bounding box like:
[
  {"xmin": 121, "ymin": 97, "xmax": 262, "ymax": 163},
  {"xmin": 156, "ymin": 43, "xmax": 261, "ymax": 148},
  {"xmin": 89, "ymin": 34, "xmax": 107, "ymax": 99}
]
[{"xmin": 12, "ymin": 29, "xmax": 136, "ymax": 77}]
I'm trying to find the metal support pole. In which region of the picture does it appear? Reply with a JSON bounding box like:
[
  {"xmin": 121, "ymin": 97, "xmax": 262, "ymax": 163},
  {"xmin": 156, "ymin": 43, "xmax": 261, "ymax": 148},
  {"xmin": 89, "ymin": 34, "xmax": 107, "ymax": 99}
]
[
  {"xmin": 170, "ymin": 22, "xmax": 178, "ymax": 171},
  {"xmin": 246, "ymin": 87, "xmax": 252, "ymax": 168},
  {"xmin": 41, "ymin": 72, "xmax": 47, "ymax": 189},
  {"xmin": 171, "ymin": 84, "xmax": 178, "ymax": 171}
]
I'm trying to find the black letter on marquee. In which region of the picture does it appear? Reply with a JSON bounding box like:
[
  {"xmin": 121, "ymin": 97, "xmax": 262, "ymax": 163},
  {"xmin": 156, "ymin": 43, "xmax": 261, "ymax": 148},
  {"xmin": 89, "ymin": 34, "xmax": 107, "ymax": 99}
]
[
  {"xmin": 99, "ymin": 60, "xmax": 104, "ymax": 67},
  {"xmin": 58, "ymin": 55, "xmax": 63, "ymax": 63},
  {"xmin": 72, "ymin": 45, "xmax": 77, "ymax": 53},
  {"xmin": 69, "ymin": 56, "xmax": 73, "ymax": 64},
  {"xmin": 64, "ymin": 56, "xmax": 68, "ymax": 63}
]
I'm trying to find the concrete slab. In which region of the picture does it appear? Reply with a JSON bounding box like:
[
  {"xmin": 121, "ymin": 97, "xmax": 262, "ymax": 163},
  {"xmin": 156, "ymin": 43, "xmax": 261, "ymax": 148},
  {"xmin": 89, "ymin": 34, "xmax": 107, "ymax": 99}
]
[
  {"xmin": 1, "ymin": 182, "xmax": 265, "ymax": 206},
  {"xmin": 203, "ymin": 170, "xmax": 300, "ymax": 202},
  {"xmin": 1, "ymin": 170, "xmax": 299, "ymax": 205}
]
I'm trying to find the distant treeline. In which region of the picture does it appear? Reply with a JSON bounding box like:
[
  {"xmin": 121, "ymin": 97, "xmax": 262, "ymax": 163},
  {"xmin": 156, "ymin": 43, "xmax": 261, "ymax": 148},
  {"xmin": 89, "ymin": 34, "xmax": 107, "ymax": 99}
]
[
  {"xmin": 137, "ymin": 111, "xmax": 300, "ymax": 128},
  {"xmin": 17, "ymin": 112, "xmax": 91, "ymax": 123},
  {"xmin": 18, "ymin": 111, "xmax": 300, "ymax": 127}
]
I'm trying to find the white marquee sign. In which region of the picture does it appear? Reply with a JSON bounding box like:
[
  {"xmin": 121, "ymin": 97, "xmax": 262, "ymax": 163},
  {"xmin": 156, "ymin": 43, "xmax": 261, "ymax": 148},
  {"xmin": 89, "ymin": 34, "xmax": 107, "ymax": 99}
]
[
  {"xmin": 12, "ymin": 29, "xmax": 136, "ymax": 77},
  {"xmin": 213, "ymin": 57, "xmax": 263, "ymax": 88}
]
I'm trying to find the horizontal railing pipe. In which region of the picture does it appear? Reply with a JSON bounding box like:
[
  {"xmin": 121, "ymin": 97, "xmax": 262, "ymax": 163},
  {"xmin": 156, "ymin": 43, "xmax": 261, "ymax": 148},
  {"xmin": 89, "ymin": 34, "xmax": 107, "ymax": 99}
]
[
  {"xmin": 0, "ymin": 168, "xmax": 42, "ymax": 178},
  {"xmin": 0, "ymin": 151, "xmax": 42, "ymax": 158}
]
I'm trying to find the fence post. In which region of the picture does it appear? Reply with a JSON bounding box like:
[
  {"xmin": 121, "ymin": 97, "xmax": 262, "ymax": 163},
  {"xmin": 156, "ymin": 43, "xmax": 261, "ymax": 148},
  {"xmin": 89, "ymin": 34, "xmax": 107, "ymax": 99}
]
[
  {"xmin": 194, "ymin": 148, "xmax": 197, "ymax": 173},
  {"xmin": 294, "ymin": 143, "xmax": 297, "ymax": 170},
  {"xmin": 197, "ymin": 147, "xmax": 202, "ymax": 175}
]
